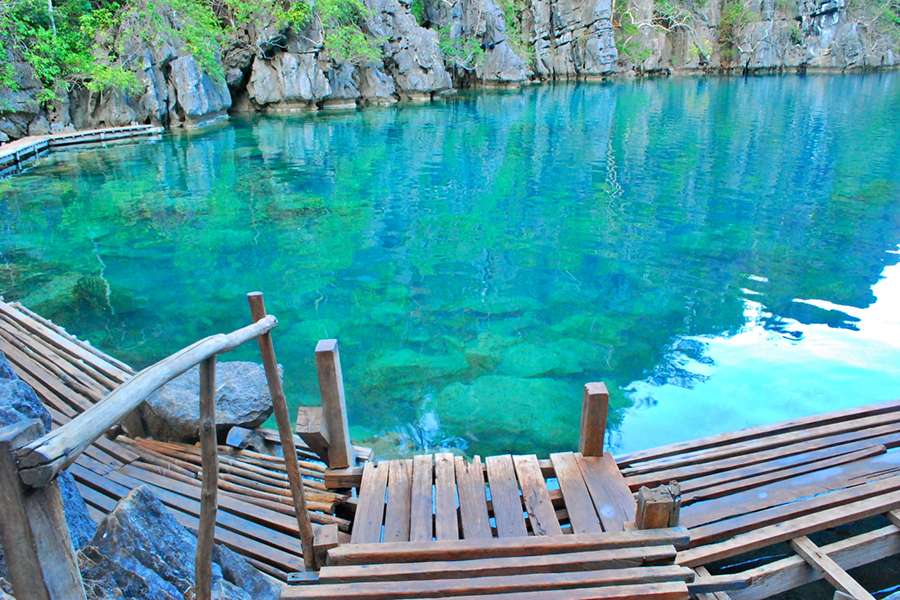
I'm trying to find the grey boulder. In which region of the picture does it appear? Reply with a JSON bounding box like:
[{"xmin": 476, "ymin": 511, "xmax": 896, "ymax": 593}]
[
  {"xmin": 140, "ymin": 361, "xmax": 276, "ymax": 442},
  {"xmin": 79, "ymin": 486, "xmax": 279, "ymax": 600}
]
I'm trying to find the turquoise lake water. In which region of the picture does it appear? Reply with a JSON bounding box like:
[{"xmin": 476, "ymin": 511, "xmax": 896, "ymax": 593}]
[{"xmin": 1, "ymin": 73, "xmax": 898, "ymax": 459}]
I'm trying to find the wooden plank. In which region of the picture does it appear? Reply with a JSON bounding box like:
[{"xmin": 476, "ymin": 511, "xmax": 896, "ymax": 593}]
[
  {"xmin": 383, "ymin": 460, "xmax": 412, "ymax": 542},
  {"xmin": 616, "ymin": 399, "xmax": 900, "ymax": 467},
  {"xmin": 315, "ymin": 339, "xmax": 353, "ymax": 469},
  {"xmin": 350, "ymin": 461, "xmax": 389, "ymax": 544},
  {"xmin": 410, "ymin": 454, "xmax": 434, "ymax": 542},
  {"xmin": 576, "ymin": 453, "xmax": 635, "ymax": 532},
  {"xmin": 415, "ymin": 583, "xmax": 690, "ymax": 600},
  {"xmin": 295, "ymin": 406, "xmax": 329, "ymax": 461},
  {"xmin": 789, "ymin": 536, "xmax": 874, "ymax": 600},
  {"xmin": 434, "ymin": 452, "xmax": 459, "ymax": 540},
  {"xmin": 325, "ymin": 466, "xmax": 364, "ymax": 489},
  {"xmin": 512, "ymin": 454, "xmax": 561, "ymax": 536},
  {"xmin": 728, "ymin": 525, "xmax": 900, "ymax": 600},
  {"xmin": 0, "ymin": 420, "xmax": 86, "ymax": 600},
  {"xmin": 579, "ymin": 382, "xmax": 609, "ymax": 456},
  {"xmin": 550, "ymin": 452, "xmax": 602, "ymax": 534},
  {"xmin": 684, "ymin": 463, "xmax": 900, "ymax": 542},
  {"xmin": 622, "ymin": 411, "xmax": 900, "ymax": 478},
  {"xmin": 485, "ymin": 455, "xmax": 527, "ymax": 538},
  {"xmin": 678, "ymin": 487, "xmax": 900, "ymax": 566},
  {"xmin": 455, "ymin": 456, "xmax": 492, "ymax": 540},
  {"xmin": 195, "ymin": 356, "xmax": 218, "ymax": 600},
  {"xmin": 327, "ymin": 527, "xmax": 690, "ymax": 565},
  {"xmin": 282, "ymin": 565, "xmax": 695, "ymax": 599},
  {"xmin": 318, "ymin": 545, "xmax": 677, "ymax": 582},
  {"xmin": 626, "ymin": 423, "xmax": 900, "ymax": 490},
  {"xmin": 682, "ymin": 445, "xmax": 886, "ymax": 504}
]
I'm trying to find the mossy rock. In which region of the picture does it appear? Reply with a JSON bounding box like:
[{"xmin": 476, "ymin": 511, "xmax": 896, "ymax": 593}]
[
  {"xmin": 365, "ymin": 348, "xmax": 470, "ymax": 387},
  {"xmin": 497, "ymin": 338, "xmax": 601, "ymax": 378}
]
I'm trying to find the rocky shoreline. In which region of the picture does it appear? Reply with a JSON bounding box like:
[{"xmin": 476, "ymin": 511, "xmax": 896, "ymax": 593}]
[{"xmin": 0, "ymin": 0, "xmax": 896, "ymax": 143}]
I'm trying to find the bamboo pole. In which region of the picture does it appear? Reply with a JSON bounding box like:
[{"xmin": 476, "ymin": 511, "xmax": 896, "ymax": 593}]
[
  {"xmin": 247, "ymin": 292, "xmax": 317, "ymax": 570},
  {"xmin": 16, "ymin": 316, "xmax": 278, "ymax": 487},
  {"xmin": 195, "ymin": 355, "xmax": 218, "ymax": 600}
]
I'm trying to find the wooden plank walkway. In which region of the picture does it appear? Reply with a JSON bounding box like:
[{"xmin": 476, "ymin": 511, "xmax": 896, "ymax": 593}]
[
  {"xmin": 0, "ymin": 124, "xmax": 163, "ymax": 173},
  {"xmin": 0, "ymin": 299, "xmax": 347, "ymax": 582},
  {"xmin": 3, "ymin": 295, "xmax": 899, "ymax": 599}
]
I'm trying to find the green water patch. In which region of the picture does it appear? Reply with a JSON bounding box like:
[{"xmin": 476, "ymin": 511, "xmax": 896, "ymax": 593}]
[{"xmin": 1, "ymin": 74, "xmax": 898, "ymax": 457}]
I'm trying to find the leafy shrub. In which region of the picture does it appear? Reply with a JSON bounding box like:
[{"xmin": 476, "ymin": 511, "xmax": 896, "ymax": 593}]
[{"xmin": 438, "ymin": 26, "xmax": 485, "ymax": 69}]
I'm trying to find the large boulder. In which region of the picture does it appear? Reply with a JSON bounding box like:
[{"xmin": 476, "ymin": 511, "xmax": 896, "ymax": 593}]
[
  {"xmin": 139, "ymin": 361, "xmax": 277, "ymax": 442},
  {"xmin": 0, "ymin": 53, "xmax": 44, "ymax": 140},
  {"xmin": 367, "ymin": 0, "xmax": 453, "ymax": 99},
  {"xmin": 79, "ymin": 486, "xmax": 279, "ymax": 600},
  {"xmin": 0, "ymin": 352, "xmax": 96, "ymax": 581}
]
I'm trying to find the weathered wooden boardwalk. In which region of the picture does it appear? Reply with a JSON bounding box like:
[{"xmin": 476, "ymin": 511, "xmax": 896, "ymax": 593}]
[
  {"xmin": 0, "ymin": 124, "xmax": 163, "ymax": 173},
  {"xmin": 1, "ymin": 296, "xmax": 898, "ymax": 599}
]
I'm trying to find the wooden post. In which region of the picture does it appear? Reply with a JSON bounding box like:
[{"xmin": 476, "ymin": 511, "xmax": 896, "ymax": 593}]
[
  {"xmin": 296, "ymin": 405, "xmax": 330, "ymax": 461},
  {"xmin": 313, "ymin": 523, "xmax": 340, "ymax": 567},
  {"xmin": 195, "ymin": 355, "xmax": 217, "ymax": 600},
  {"xmin": 635, "ymin": 483, "xmax": 681, "ymax": 529},
  {"xmin": 247, "ymin": 292, "xmax": 317, "ymax": 570},
  {"xmin": 315, "ymin": 339, "xmax": 353, "ymax": 470},
  {"xmin": 0, "ymin": 420, "xmax": 86, "ymax": 600},
  {"xmin": 579, "ymin": 382, "xmax": 609, "ymax": 457}
]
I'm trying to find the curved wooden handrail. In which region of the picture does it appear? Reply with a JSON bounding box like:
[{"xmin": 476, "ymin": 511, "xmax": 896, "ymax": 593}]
[{"xmin": 15, "ymin": 315, "xmax": 278, "ymax": 488}]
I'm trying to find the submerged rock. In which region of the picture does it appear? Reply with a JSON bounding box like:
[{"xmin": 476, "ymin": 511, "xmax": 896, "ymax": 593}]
[
  {"xmin": 139, "ymin": 361, "xmax": 277, "ymax": 442},
  {"xmin": 79, "ymin": 486, "xmax": 279, "ymax": 600}
]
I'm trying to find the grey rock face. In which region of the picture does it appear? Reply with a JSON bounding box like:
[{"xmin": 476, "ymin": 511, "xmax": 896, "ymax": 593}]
[
  {"xmin": 166, "ymin": 55, "xmax": 232, "ymax": 125},
  {"xmin": 79, "ymin": 486, "xmax": 279, "ymax": 600},
  {"xmin": 529, "ymin": 0, "xmax": 617, "ymax": 77},
  {"xmin": 247, "ymin": 52, "xmax": 332, "ymax": 109},
  {"xmin": 0, "ymin": 352, "xmax": 96, "ymax": 581},
  {"xmin": 424, "ymin": 0, "xmax": 529, "ymax": 84},
  {"xmin": 0, "ymin": 54, "xmax": 45, "ymax": 140},
  {"xmin": 367, "ymin": 0, "xmax": 453, "ymax": 96},
  {"xmin": 140, "ymin": 361, "xmax": 276, "ymax": 442},
  {"xmin": 355, "ymin": 65, "xmax": 398, "ymax": 103}
]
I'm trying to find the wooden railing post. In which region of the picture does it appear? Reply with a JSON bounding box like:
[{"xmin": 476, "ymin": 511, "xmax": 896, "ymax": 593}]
[
  {"xmin": 579, "ymin": 382, "xmax": 609, "ymax": 457},
  {"xmin": 195, "ymin": 355, "xmax": 217, "ymax": 600},
  {"xmin": 0, "ymin": 420, "xmax": 85, "ymax": 600},
  {"xmin": 315, "ymin": 339, "xmax": 353, "ymax": 470},
  {"xmin": 635, "ymin": 483, "xmax": 682, "ymax": 529},
  {"xmin": 247, "ymin": 292, "xmax": 317, "ymax": 570}
]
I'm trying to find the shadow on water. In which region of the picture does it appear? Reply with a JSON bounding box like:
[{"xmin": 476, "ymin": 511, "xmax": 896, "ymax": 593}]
[{"xmin": 0, "ymin": 72, "xmax": 898, "ymax": 458}]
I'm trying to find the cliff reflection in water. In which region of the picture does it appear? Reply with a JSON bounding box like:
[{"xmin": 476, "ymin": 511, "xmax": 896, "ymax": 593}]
[{"xmin": 1, "ymin": 73, "xmax": 898, "ymax": 456}]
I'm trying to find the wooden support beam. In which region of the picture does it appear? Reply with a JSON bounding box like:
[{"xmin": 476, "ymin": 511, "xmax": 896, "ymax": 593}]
[
  {"xmin": 195, "ymin": 356, "xmax": 217, "ymax": 600},
  {"xmin": 296, "ymin": 405, "xmax": 330, "ymax": 462},
  {"xmin": 0, "ymin": 420, "xmax": 85, "ymax": 599},
  {"xmin": 789, "ymin": 536, "xmax": 875, "ymax": 600},
  {"xmin": 314, "ymin": 524, "xmax": 340, "ymax": 568},
  {"xmin": 325, "ymin": 465, "xmax": 364, "ymax": 489},
  {"xmin": 248, "ymin": 292, "xmax": 317, "ymax": 570},
  {"xmin": 315, "ymin": 339, "xmax": 353, "ymax": 470},
  {"xmin": 579, "ymin": 382, "xmax": 609, "ymax": 457},
  {"xmin": 636, "ymin": 483, "xmax": 681, "ymax": 530}
]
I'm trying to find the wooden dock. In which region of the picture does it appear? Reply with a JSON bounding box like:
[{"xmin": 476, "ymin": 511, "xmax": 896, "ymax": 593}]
[
  {"xmin": 0, "ymin": 125, "xmax": 163, "ymax": 174},
  {"xmin": 0, "ymin": 296, "xmax": 898, "ymax": 599}
]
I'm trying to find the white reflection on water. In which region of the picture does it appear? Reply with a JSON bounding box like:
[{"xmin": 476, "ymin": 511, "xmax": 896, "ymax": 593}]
[{"xmin": 616, "ymin": 248, "xmax": 900, "ymax": 455}]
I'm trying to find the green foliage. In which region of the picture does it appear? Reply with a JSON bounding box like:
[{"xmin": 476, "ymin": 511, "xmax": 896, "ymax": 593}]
[
  {"xmin": 613, "ymin": 3, "xmax": 651, "ymax": 65},
  {"xmin": 718, "ymin": 0, "xmax": 754, "ymax": 62},
  {"xmin": 775, "ymin": 0, "xmax": 795, "ymax": 14},
  {"xmin": 317, "ymin": 0, "xmax": 382, "ymax": 62},
  {"xmin": 438, "ymin": 26, "xmax": 485, "ymax": 69},
  {"xmin": 410, "ymin": 0, "xmax": 426, "ymax": 26},
  {"xmin": 653, "ymin": 0, "xmax": 692, "ymax": 29},
  {"xmin": 788, "ymin": 23, "xmax": 803, "ymax": 45},
  {"xmin": 497, "ymin": 0, "xmax": 533, "ymax": 63}
]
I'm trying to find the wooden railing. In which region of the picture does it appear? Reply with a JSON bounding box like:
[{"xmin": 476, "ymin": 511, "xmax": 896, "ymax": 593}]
[{"xmin": 0, "ymin": 292, "xmax": 317, "ymax": 600}]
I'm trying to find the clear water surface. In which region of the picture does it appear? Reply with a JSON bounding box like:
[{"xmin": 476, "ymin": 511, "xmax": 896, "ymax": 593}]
[{"xmin": 1, "ymin": 73, "xmax": 898, "ymax": 459}]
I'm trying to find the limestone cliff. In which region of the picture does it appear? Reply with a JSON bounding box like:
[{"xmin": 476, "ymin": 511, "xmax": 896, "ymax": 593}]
[{"xmin": 0, "ymin": 0, "xmax": 896, "ymax": 142}]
